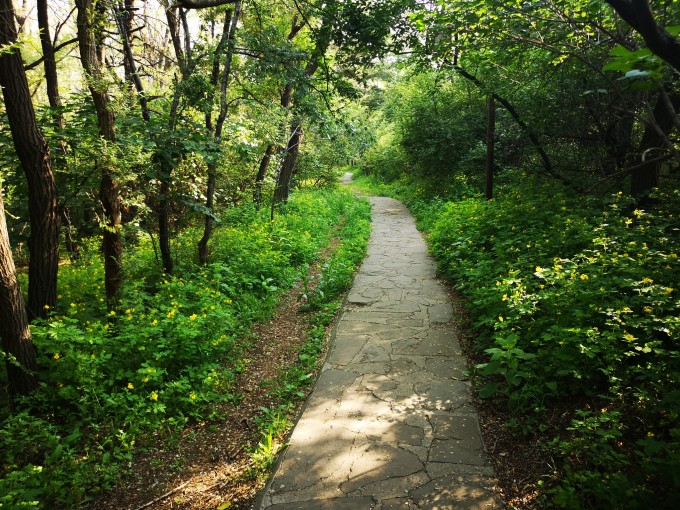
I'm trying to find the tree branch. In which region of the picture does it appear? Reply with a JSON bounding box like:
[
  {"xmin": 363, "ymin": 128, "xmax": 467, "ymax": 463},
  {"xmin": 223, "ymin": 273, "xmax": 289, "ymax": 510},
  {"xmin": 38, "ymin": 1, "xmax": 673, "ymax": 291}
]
[
  {"xmin": 171, "ymin": 0, "xmax": 238, "ymax": 9},
  {"xmin": 605, "ymin": 0, "xmax": 680, "ymax": 72}
]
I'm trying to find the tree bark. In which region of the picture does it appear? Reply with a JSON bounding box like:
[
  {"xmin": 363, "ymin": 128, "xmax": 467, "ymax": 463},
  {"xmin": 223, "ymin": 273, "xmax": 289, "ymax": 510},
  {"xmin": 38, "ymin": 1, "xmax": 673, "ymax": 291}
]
[
  {"xmin": 605, "ymin": 0, "xmax": 680, "ymax": 73},
  {"xmin": 76, "ymin": 0, "xmax": 123, "ymax": 306},
  {"xmin": 114, "ymin": 0, "xmax": 150, "ymax": 121},
  {"xmin": 37, "ymin": 0, "xmax": 64, "ymax": 130},
  {"xmin": 254, "ymin": 143, "xmax": 275, "ymax": 207},
  {"xmin": 486, "ymin": 95, "xmax": 495, "ymax": 200},
  {"xmin": 273, "ymin": 124, "xmax": 303, "ymax": 203},
  {"xmin": 0, "ymin": 0, "xmax": 60, "ymax": 321},
  {"xmin": 199, "ymin": 2, "xmax": 240, "ymax": 265},
  {"xmin": 631, "ymin": 91, "xmax": 680, "ymax": 197},
  {"xmin": 0, "ymin": 187, "xmax": 39, "ymax": 401}
]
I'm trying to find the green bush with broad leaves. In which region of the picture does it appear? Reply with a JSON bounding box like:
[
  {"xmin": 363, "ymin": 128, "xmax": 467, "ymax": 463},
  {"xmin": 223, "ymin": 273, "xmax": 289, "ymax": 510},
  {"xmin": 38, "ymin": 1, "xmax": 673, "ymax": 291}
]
[{"xmin": 0, "ymin": 188, "xmax": 369, "ymax": 509}]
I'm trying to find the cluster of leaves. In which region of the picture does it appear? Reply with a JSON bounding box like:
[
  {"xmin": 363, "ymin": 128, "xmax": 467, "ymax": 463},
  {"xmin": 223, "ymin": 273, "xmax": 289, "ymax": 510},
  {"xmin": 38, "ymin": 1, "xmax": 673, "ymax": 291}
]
[
  {"xmin": 411, "ymin": 181, "xmax": 679, "ymax": 507},
  {"xmin": 0, "ymin": 188, "xmax": 366, "ymax": 509}
]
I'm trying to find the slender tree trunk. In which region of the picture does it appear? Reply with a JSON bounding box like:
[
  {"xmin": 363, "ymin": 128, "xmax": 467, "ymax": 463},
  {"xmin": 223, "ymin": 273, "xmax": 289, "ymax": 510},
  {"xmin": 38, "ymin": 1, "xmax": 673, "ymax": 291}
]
[
  {"xmin": 0, "ymin": 0, "xmax": 60, "ymax": 321},
  {"xmin": 114, "ymin": 0, "xmax": 150, "ymax": 120},
  {"xmin": 486, "ymin": 95, "xmax": 495, "ymax": 200},
  {"xmin": 254, "ymin": 143, "xmax": 275, "ymax": 207},
  {"xmin": 198, "ymin": 2, "xmax": 240, "ymax": 265},
  {"xmin": 76, "ymin": 0, "xmax": 123, "ymax": 306},
  {"xmin": 273, "ymin": 124, "xmax": 303, "ymax": 203},
  {"xmin": 37, "ymin": 0, "xmax": 64, "ymax": 130},
  {"xmin": 158, "ymin": 168, "xmax": 173, "ymax": 274},
  {"xmin": 631, "ymin": 91, "xmax": 680, "ymax": 197},
  {"xmin": 0, "ymin": 188, "xmax": 39, "ymax": 401}
]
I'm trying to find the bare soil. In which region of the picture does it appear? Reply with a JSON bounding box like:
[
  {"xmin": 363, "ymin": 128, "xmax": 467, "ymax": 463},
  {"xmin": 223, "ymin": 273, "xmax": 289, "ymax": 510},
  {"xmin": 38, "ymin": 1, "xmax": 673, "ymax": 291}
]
[
  {"xmin": 88, "ymin": 254, "xmax": 545, "ymax": 510},
  {"xmin": 88, "ymin": 260, "xmax": 330, "ymax": 510}
]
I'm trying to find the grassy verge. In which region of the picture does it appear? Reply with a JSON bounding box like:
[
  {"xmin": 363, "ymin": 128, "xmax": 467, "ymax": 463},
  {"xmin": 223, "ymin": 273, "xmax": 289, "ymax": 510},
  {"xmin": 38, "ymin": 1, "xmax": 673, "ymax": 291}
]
[
  {"xmin": 246, "ymin": 197, "xmax": 371, "ymax": 480},
  {"xmin": 0, "ymin": 188, "xmax": 369, "ymax": 509},
  {"xmin": 357, "ymin": 173, "xmax": 680, "ymax": 509}
]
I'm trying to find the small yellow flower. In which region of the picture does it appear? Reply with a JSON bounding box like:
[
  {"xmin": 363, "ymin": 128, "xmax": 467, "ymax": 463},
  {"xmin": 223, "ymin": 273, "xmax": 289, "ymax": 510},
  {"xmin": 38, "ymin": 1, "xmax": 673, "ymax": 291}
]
[
  {"xmin": 643, "ymin": 306, "xmax": 653, "ymax": 313},
  {"xmin": 43, "ymin": 304, "xmax": 50, "ymax": 310},
  {"xmin": 624, "ymin": 333, "xmax": 636, "ymax": 342},
  {"xmin": 108, "ymin": 310, "xmax": 116, "ymax": 317},
  {"xmin": 642, "ymin": 277, "xmax": 653, "ymax": 285},
  {"xmin": 647, "ymin": 431, "xmax": 655, "ymax": 438},
  {"xmin": 580, "ymin": 274, "xmax": 589, "ymax": 280},
  {"xmin": 189, "ymin": 392, "xmax": 197, "ymax": 400},
  {"xmin": 150, "ymin": 392, "xmax": 158, "ymax": 401},
  {"xmin": 143, "ymin": 377, "xmax": 149, "ymax": 383},
  {"xmin": 70, "ymin": 303, "xmax": 77, "ymax": 308},
  {"xmin": 127, "ymin": 382, "xmax": 134, "ymax": 389},
  {"xmin": 151, "ymin": 319, "xmax": 158, "ymax": 326},
  {"xmin": 189, "ymin": 313, "xmax": 198, "ymax": 321},
  {"xmin": 633, "ymin": 209, "xmax": 643, "ymax": 218},
  {"xmin": 53, "ymin": 353, "xmax": 61, "ymax": 360},
  {"xmin": 498, "ymin": 316, "xmax": 504, "ymax": 322},
  {"xmin": 664, "ymin": 288, "xmax": 673, "ymax": 295}
]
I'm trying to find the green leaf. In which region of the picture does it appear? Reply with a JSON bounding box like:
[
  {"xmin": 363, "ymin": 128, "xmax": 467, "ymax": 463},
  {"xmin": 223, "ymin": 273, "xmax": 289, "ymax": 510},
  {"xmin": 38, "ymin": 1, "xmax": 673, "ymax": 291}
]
[{"xmin": 478, "ymin": 382, "xmax": 500, "ymax": 399}]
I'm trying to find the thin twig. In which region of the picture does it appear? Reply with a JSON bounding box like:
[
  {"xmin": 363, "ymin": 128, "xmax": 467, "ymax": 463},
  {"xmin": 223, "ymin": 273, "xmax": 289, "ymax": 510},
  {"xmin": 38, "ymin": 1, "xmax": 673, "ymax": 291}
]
[{"xmin": 134, "ymin": 480, "xmax": 190, "ymax": 510}]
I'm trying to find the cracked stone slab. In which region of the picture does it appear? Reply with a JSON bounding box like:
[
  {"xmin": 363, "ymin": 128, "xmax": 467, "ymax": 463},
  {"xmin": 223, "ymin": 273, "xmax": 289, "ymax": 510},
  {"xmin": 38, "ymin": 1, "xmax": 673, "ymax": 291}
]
[{"xmin": 257, "ymin": 196, "xmax": 498, "ymax": 510}]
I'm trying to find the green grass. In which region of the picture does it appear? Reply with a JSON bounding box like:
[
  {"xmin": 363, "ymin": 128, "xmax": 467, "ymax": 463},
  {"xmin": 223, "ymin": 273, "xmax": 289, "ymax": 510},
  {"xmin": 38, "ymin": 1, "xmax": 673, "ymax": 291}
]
[{"xmin": 0, "ymin": 188, "xmax": 370, "ymax": 509}]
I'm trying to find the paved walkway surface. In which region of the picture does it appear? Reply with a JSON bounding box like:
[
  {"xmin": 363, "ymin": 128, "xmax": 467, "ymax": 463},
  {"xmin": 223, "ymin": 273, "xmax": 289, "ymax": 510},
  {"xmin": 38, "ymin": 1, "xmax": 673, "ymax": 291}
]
[{"xmin": 256, "ymin": 197, "xmax": 501, "ymax": 509}]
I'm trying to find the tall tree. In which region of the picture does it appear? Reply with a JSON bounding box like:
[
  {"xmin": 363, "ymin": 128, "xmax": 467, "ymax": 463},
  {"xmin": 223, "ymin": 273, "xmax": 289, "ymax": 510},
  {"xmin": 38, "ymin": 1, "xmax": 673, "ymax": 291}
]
[
  {"xmin": 0, "ymin": 0, "xmax": 60, "ymax": 321},
  {"xmin": 0, "ymin": 186, "xmax": 38, "ymax": 401},
  {"xmin": 198, "ymin": 1, "xmax": 241, "ymax": 265},
  {"xmin": 76, "ymin": 0, "xmax": 124, "ymax": 305}
]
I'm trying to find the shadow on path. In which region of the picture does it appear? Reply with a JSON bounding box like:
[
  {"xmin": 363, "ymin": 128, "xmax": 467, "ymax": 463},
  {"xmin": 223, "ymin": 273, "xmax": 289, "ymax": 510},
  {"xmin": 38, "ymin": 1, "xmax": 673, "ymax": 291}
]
[{"xmin": 256, "ymin": 197, "xmax": 501, "ymax": 509}]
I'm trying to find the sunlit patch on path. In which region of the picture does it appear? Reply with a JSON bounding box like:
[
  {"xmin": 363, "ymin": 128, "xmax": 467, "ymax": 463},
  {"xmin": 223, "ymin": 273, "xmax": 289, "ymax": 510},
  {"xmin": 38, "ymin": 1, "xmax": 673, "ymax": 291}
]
[{"xmin": 257, "ymin": 196, "xmax": 501, "ymax": 509}]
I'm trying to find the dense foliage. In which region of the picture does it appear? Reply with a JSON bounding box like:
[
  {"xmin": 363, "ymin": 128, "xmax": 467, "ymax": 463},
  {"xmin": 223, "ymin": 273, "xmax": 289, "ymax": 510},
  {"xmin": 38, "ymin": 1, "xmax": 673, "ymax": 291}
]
[{"xmin": 0, "ymin": 189, "xmax": 369, "ymax": 508}]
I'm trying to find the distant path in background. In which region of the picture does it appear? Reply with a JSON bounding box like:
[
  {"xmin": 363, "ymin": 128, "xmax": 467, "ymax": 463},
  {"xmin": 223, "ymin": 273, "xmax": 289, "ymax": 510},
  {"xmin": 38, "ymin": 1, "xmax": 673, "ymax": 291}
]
[{"xmin": 256, "ymin": 186, "xmax": 501, "ymax": 509}]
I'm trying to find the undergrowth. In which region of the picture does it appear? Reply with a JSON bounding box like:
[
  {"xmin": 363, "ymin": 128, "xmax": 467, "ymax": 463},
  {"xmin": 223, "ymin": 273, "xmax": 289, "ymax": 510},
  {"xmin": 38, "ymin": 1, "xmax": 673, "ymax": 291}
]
[
  {"xmin": 248, "ymin": 196, "xmax": 371, "ymax": 480},
  {"xmin": 0, "ymin": 188, "xmax": 368, "ymax": 509}
]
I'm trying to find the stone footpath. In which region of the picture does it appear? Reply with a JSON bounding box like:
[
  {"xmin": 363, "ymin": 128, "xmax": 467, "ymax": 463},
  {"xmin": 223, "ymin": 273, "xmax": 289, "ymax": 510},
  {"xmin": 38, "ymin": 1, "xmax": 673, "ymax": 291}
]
[{"xmin": 255, "ymin": 197, "xmax": 501, "ymax": 509}]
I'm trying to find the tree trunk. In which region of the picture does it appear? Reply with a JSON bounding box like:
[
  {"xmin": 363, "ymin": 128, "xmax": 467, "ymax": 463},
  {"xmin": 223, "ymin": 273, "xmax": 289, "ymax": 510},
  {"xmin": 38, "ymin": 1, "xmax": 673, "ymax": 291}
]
[
  {"xmin": 199, "ymin": 2, "xmax": 240, "ymax": 265},
  {"xmin": 0, "ymin": 0, "xmax": 60, "ymax": 321},
  {"xmin": 254, "ymin": 143, "xmax": 275, "ymax": 207},
  {"xmin": 158, "ymin": 174, "xmax": 173, "ymax": 274},
  {"xmin": 631, "ymin": 92, "xmax": 680, "ymax": 198},
  {"xmin": 37, "ymin": 0, "xmax": 64, "ymax": 130},
  {"xmin": 76, "ymin": 0, "xmax": 123, "ymax": 306},
  {"xmin": 486, "ymin": 95, "xmax": 495, "ymax": 200},
  {"xmin": 0, "ymin": 187, "xmax": 39, "ymax": 401},
  {"xmin": 273, "ymin": 124, "xmax": 303, "ymax": 204}
]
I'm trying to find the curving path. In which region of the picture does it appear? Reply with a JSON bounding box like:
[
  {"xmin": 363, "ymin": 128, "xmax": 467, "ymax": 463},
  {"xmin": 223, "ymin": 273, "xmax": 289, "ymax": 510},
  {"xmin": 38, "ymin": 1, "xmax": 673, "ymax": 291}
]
[{"xmin": 256, "ymin": 196, "xmax": 501, "ymax": 509}]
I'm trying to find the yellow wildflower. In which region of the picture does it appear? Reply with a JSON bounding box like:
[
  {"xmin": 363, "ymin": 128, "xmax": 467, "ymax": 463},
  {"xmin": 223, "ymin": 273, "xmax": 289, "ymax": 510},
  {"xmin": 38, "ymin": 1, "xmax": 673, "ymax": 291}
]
[
  {"xmin": 127, "ymin": 382, "xmax": 134, "ymax": 389},
  {"xmin": 624, "ymin": 333, "xmax": 636, "ymax": 342},
  {"xmin": 150, "ymin": 392, "xmax": 158, "ymax": 401},
  {"xmin": 642, "ymin": 277, "xmax": 653, "ymax": 285},
  {"xmin": 189, "ymin": 313, "xmax": 198, "ymax": 321},
  {"xmin": 643, "ymin": 306, "xmax": 653, "ymax": 313},
  {"xmin": 53, "ymin": 353, "xmax": 61, "ymax": 360},
  {"xmin": 580, "ymin": 274, "xmax": 589, "ymax": 280}
]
